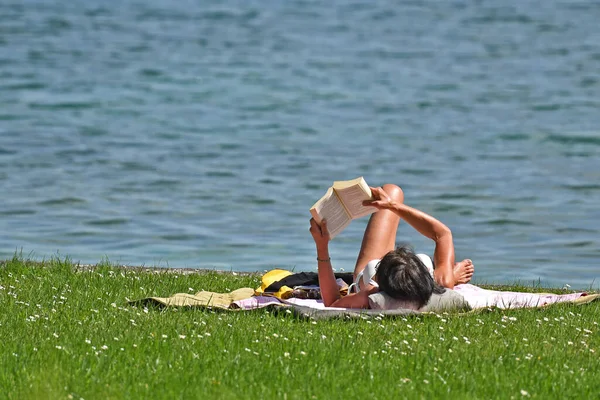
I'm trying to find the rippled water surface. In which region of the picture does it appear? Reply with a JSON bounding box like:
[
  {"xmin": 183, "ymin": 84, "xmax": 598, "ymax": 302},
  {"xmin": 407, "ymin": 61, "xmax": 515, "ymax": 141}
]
[{"xmin": 1, "ymin": 0, "xmax": 599, "ymax": 288}]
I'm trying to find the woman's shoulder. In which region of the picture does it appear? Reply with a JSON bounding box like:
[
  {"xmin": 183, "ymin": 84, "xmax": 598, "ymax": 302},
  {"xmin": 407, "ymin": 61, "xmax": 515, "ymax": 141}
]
[{"xmin": 332, "ymin": 289, "xmax": 372, "ymax": 309}]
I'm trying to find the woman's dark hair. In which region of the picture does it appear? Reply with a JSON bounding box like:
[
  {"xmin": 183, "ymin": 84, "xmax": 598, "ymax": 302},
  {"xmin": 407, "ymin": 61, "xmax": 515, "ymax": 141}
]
[{"xmin": 375, "ymin": 245, "xmax": 445, "ymax": 308}]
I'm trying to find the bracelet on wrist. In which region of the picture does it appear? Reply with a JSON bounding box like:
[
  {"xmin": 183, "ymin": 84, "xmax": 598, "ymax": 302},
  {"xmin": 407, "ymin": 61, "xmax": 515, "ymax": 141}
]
[{"xmin": 317, "ymin": 257, "xmax": 331, "ymax": 262}]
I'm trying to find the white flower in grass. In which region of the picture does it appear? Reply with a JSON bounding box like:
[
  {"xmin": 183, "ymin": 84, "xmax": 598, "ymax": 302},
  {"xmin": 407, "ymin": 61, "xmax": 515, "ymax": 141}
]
[
  {"xmin": 321, "ymin": 335, "xmax": 327, "ymax": 339},
  {"xmin": 101, "ymin": 345, "xmax": 108, "ymax": 350},
  {"xmin": 179, "ymin": 335, "xmax": 186, "ymax": 339},
  {"xmin": 162, "ymin": 334, "xmax": 168, "ymax": 339},
  {"xmin": 53, "ymin": 333, "xmax": 59, "ymax": 338},
  {"xmin": 423, "ymin": 380, "xmax": 429, "ymax": 384},
  {"xmin": 120, "ymin": 348, "xmax": 124, "ymax": 351},
  {"xmin": 244, "ymin": 348, "xmax": 251, "ymax": 352},
  {"xmin": 300, "ymin": 351, "xmax": 306, "ymax": 356},
  {"xmin": 85, "ymin": 339, "xmax": 91, "ymax": 344},
  {"xmin": 55, "ymin": 346, "xmax": 62, "ymax": 350},
  {"xmin": 284, "ymin": 352, "xmax": 290, "ymax": 358},
  {"xmin": 520, "ymin": 389, "xmax": 530, "ymax": 397}
]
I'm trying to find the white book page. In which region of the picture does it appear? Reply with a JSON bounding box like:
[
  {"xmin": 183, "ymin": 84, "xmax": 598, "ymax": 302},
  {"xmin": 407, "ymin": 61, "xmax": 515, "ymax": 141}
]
[
  {"xmin": 335, "ymin": 185, "xmax": 376, "ymax": 219},
  {"xmin": 311, "ymin": 190, "xmax": 352, "ymax": 239}
]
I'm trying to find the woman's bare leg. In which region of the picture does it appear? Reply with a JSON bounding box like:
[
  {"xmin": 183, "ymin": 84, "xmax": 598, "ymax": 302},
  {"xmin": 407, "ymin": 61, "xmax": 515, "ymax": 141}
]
[{"xmin": 354, "ymin": 184, "xmax": 404, "ymax": 283}]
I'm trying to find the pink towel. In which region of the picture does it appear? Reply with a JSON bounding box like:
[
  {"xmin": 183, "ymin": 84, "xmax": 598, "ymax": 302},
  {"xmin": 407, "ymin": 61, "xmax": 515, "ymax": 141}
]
[
  {"xmin": 232, "ymin": 285, "xmax": 587, "ymax": 311},
  {"xmin": 453, "ymin": 284, "xmax": 585, "ymax": 309}
]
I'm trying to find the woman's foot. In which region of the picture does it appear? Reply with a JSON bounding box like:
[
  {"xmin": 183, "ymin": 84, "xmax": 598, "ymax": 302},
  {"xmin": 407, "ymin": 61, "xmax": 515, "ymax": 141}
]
[{"xmin": 453, "ymin": 259, "xmax": 474, "ymax": 285}]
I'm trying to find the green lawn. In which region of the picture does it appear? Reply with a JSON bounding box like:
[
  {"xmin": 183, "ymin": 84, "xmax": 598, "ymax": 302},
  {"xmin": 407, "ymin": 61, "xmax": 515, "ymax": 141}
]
[{"xmin": 1, "ymin": 256, "xmax": 598, "ymax": 399}]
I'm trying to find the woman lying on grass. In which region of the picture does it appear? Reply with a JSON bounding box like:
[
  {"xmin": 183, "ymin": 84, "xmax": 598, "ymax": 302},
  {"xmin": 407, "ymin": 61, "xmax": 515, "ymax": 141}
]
[{"xmin": 309, "ymin": 184, "xmax": 474, "ymax": 309}]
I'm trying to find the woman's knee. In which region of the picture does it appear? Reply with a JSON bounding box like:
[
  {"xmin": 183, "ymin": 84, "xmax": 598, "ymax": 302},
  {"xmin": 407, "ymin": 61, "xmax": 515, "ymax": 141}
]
[{"xmin": 382, "ymin": 184, "xmax": 404, "ymax": 203}]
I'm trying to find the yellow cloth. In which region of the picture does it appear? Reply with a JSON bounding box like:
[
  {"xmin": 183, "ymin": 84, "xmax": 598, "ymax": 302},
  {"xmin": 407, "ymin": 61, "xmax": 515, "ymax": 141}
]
[
  {"xmin": 131, "ymin": 288, "xmax": 255, "ymax": 309},
  {"xmin": 254, "ymin": 269, "xmax": 294, "ymax": 299}
]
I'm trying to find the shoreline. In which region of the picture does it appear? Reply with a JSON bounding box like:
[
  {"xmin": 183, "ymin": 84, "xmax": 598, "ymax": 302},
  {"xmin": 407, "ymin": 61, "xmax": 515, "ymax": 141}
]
[
  {"xmin": 76, "ymin": 263, "xmax": 263, "ymax": 277},
  {"xmin": 3, "ymin": 258, "xmax": 595, "ymax": 293}
]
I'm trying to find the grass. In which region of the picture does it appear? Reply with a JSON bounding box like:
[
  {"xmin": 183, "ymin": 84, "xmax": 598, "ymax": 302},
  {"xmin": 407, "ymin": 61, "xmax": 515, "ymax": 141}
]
[{"xmin": 1, "ymin": 255, "xmax": 598, "ymax": 400}]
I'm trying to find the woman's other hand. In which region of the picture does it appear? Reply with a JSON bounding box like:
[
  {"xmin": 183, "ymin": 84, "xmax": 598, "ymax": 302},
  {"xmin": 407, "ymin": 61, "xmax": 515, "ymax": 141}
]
[
  {"xmin": 309, "ymin": 218, "xmax": 330, "ymax": 249},
  {"xmin": 363, "ymin": 186, "xmax": 395, "ymax": 210}
]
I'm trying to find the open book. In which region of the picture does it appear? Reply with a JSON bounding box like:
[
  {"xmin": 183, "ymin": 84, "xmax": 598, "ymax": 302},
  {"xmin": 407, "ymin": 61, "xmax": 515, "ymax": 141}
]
[{"xmin": 309, "ymin": 177, "xmax": 376, "ymax": 239}]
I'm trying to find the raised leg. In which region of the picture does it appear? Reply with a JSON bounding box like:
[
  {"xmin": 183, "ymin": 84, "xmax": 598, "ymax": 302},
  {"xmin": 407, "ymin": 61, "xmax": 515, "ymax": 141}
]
[{"xmin": 354, "ymin": 184, "xmax": 404, "ymax": 282}]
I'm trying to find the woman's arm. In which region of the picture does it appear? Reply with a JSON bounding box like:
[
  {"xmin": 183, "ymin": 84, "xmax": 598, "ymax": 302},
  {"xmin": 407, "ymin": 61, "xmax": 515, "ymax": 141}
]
[
  {"xmin": 310, "ymin": 218, "xmax": 340, "ymax": 306},
  {"xmin": 364, "ymin": 187, "xmax": 456, "ymax": 289},
  {"xmin": 310, "ymin": 218, "xmax": 370, "ymax": 307}
]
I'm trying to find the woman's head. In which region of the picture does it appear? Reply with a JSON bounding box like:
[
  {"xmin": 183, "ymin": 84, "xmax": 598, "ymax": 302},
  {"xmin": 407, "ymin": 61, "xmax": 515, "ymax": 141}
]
[{"xmin": 375, "ymin": 245, "xmax": 444, "ymax": 308}]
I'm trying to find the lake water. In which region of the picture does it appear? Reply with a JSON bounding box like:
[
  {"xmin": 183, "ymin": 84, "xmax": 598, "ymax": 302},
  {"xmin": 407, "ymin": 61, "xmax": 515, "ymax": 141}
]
[{"xmin": 1, "ymin": 0, "xmax": 599, "ymax": 289}]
